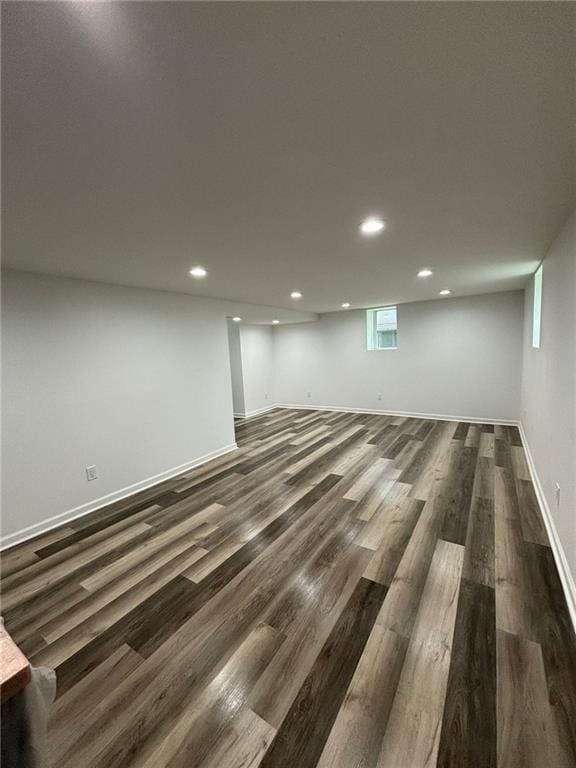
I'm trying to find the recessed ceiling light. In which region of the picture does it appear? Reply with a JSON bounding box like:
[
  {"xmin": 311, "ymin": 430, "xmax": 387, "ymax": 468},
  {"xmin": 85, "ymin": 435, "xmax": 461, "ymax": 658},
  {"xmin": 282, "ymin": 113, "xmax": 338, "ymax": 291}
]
[
  {"xmin": 439, "ymin": 289, "xmax": 451, "ymax": 296},
  {"xmin": 341, "ymin": 302, "xmax": 351, "ymax": 308},
  {"xmin": 290, "ymin": 291, "xmax": 303, "ymax": 299},
  {"xmin": 189, "ymin": 265, "xmax": 207, "ymax": 279},
  {"xmin": 417, "ymin": 269, "xmax": 433, "ymax": 278},
  {"xmin": 232, "ymin": 316, "xmax": 242, "ymax": 322},
  {"xmin": 360, "ymin": 217, "xmax": 386, "ymax": 236},
  {"xmin": 272, "ymin": 319, "xmax": 280, "ymax": 325}
]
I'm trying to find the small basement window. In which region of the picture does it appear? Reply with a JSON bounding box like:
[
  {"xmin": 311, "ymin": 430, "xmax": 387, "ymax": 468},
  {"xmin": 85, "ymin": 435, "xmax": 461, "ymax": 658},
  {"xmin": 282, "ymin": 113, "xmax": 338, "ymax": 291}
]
[
  {"xmin": 367, "ymin": 306, "xmax": 398, "ymax": 350},
  {"xmin": 532, "ymin": 264, "xmax": 543, "ymax": 348}
]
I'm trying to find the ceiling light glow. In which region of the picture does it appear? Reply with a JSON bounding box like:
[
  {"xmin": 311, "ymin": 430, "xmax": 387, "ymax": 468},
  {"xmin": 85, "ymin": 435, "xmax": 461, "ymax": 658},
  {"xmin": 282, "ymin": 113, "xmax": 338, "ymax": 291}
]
[
  {"xmin": 232, "ymin": 316, "xmax": 242, "ymax": 322},
  {"xmin": 290, "ymin": 291, "xmax": 303, "ymax": 299},
  {"xmin": 360, "ymin": 217, "xmax": 386, "ymax": 236},
  {"xmin": 439, "ymin": 289, "xmax": 451, "ymax": 296},
  {"xmin": 417, "ymin": 269, "xmax": 433, "ymax": 278},
  {"xmin": 341, "ymin": 302, "xmax": 351, "ymax": 308},
  {"xmin": 189, "ymin": 265, "xmax": 208, "ymax": 278},
  {"xmin": 272, "ymin": 319, "xmax": 280, "ymax": 325}
]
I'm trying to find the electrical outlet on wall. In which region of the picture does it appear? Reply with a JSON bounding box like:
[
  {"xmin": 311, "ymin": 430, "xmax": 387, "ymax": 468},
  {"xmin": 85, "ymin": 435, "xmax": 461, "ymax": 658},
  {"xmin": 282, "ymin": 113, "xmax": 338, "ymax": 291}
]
[
  {"xmin": 86, "ymin": 465, "xmax": 98, "ymax": 482},
  {"xmin": 377, "ymin": 393, "xmax": 383, "ymax": 401},
  {"xmin": 306, "ymin": 391, "xmax": 312, "ymax": 398},
  {"xmin": 555, "ymin": 483, "xmax": 561, "ymax": 507}
]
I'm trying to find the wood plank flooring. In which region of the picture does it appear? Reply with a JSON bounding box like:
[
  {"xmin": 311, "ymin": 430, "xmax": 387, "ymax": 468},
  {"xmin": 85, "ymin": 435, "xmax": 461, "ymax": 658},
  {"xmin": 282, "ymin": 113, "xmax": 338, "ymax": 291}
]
[{"xmin": 2, "ymin": 408, "xmax": 576, "ymax": 767}]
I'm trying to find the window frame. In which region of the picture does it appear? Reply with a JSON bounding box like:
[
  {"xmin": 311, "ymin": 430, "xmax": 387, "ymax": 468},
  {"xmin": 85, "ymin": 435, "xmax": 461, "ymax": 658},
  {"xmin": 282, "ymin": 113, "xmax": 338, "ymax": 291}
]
[
  {"xmin": 366, "ymin": 305, "xmax": 398, "ymax": 351},
  {"xmin": 532, "ymin": 264, "xmax": 543, "ymax": 349}
]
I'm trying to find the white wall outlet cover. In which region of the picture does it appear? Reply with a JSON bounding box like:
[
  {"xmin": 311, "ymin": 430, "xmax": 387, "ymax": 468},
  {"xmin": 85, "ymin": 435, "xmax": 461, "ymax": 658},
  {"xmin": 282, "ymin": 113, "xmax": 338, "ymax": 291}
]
[{"xmin": 86, "ymin": 465, "xmax": 98, "ymax": 481}]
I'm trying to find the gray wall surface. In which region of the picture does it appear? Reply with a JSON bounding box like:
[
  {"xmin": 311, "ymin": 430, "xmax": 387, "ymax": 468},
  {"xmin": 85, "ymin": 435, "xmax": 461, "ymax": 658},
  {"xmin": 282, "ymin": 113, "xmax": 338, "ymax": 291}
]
[
  {"xmin": 239, "ymin": 325, "xmax": 275, "ymax": 415},
  {"xmin": 227, "ymin": 321, "xmax": 246, "ymax": 415},
  {"xmin": 2, "ymin": 270, "xmax": 237, "ymax": 542},
  {"xmin": 521, "ymin": 210, "xmax": 576, "ymax": 582},
  {"xmin": 273, "ymin": 291, "xmax": 525, "ymax": 421}
]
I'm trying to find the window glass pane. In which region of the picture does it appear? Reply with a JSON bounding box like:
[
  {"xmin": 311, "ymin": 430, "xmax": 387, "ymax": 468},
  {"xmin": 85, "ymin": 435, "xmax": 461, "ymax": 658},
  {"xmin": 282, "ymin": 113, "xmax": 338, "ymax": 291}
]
[
  {"xmin": 367, "ymin": 306, "xmax": 397, "ymax": 350},
  {"xmin": 532, "ymin": 264, "xmax": 542, "ymax": 348}
]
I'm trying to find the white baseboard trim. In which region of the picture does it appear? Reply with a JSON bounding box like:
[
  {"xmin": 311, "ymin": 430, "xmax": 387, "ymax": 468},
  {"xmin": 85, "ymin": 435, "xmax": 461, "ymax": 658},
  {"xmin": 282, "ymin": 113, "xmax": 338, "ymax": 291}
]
[
  {"xmin": 275, "ymin": 402, "xmax": 520, "ymax": 426},
  {"xmin": 234, "ymin": 405, "xmax": 279, "ymax": 419},
  {"xmin": 519, "ymin": 423, "xmax": 576, "ymax": 634},
  {"xmin": 0, "ymin": 442, "xmax": 238, "ymax": 551}
]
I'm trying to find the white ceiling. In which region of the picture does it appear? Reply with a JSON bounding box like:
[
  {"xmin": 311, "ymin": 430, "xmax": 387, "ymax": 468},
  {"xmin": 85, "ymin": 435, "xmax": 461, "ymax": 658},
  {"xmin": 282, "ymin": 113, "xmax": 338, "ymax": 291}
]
[{"xmin": 3, "ymin": 2, "xmax": 575, "ymax": 316}]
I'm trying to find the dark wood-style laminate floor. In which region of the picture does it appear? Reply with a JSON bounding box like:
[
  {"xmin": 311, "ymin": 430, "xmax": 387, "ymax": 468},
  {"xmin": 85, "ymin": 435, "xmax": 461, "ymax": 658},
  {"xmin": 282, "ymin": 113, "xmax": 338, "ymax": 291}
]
[{"xmin": 2, "ymin": 408, "xmax": 576, "ymax": 767}]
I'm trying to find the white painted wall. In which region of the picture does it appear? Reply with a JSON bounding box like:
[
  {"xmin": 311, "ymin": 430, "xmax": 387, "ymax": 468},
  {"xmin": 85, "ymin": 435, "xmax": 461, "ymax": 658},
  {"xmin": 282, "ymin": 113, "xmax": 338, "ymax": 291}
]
[
  {"xmin": 1, "ymin": 270, "xmax": 237, "ymax": 544},
  {"xmin": 521, "ymin": 210, "xmax": 576, "ymax": 583},
  {"xmin": 273, "ymin": 291, "xmax": 524, "ymax": 422},
  {"xmin": 238, "ymin": 325, "xmax": 275, "ymax": 416},
  {"xmin": 0, "ymin": 271, "xmax": 532, "ymax": 552},
  {"xmin": 227, "ymin": 321, "xmax": 245, "ymax": 415}
]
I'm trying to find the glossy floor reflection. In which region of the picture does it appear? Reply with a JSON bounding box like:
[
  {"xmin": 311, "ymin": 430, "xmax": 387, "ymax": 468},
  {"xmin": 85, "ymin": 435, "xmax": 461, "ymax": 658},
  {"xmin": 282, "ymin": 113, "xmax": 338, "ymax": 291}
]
[{"xmin": 2, "ymin": 408, "xmax": 576, "ymax": 767}]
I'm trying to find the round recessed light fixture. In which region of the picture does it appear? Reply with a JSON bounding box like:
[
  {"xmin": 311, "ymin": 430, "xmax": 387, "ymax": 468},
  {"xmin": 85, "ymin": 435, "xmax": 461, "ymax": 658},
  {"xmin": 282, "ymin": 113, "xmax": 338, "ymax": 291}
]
[
  {"xmin": 439, "ymin": 289, "xmax": 451, "ymax": 296},
  {"xmin": 189, "ymin": 265, "xmax": 208, "ymax": 279},
  {"xmin": 272, "ymin": 319, "xmax": 280, "ymax": 325},
  {"xmin": 417, "ymin": 269, "xmax": 433, "ymax": 278},
  {"xmin": 290, "ymin": 291, "xmax": 303, "ymax": 300},
  {"xmin": 360, "ymin": 217, "xmax": 386, "ymax": 236},
  {"xmin": 341, "ymin": 302, "xmax": 351, "ymax": 309},
  {"xmin": 232, "ymin": 316, "xmax": 242, "ymax": 322}
]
